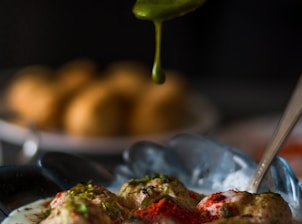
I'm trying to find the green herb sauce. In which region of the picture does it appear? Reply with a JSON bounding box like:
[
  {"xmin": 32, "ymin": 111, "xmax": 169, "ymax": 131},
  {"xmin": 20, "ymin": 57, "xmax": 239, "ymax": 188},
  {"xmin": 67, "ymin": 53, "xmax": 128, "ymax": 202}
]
[{"xmin": 128, "ymin": 173, "xmax": 174, "ymax": 186}]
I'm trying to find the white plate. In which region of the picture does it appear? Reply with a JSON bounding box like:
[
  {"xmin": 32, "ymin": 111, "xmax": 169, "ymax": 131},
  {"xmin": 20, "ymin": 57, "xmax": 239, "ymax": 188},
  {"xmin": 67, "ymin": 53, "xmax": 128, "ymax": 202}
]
[
  {"xmin": 2, "ymin": 198, "xmax": 51, "ymax": 224},
  {"xmin": 0, "ymin": 93, "xmax": 219, "ymax": 154}
]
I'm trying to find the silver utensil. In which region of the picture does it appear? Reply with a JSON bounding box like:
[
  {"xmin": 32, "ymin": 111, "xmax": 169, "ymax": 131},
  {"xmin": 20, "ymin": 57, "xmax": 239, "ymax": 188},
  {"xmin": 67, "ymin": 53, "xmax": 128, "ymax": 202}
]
[
  {"xmin": 247, "ymin": 74, "xmax": 302, "ymax": 193},
  {"xmin": 0, "ymin": 107, "xmax": 40, "ymax": 164},
  {"xmin": 17, "ymin": 122, "xmax": 39, "ymax": 164}
]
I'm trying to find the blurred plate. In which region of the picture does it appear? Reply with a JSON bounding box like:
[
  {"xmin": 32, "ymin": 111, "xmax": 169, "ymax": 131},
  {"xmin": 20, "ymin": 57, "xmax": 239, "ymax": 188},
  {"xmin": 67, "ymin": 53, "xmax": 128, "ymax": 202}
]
[
  {"xmin": 214, "ymin": 114, "xmax": 302, "ymax": 180},
  {"xmin": 214, "ymin": 115, "xmax": 281, "ymax": 156},
  {"xmin": 0, "ymin": 92, "xmax": 219, "ymax": 154}
]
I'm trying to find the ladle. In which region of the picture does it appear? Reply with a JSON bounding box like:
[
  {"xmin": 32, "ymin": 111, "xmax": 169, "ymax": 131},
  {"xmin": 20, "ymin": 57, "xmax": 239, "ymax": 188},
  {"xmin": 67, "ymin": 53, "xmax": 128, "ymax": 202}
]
[
  {"xmin": 247, "ymin": 74, "xmax": 302, "ymax": 193},
  {"xmin": 132, "ymin": 0, "xmax": 206, "ymax": 21}
]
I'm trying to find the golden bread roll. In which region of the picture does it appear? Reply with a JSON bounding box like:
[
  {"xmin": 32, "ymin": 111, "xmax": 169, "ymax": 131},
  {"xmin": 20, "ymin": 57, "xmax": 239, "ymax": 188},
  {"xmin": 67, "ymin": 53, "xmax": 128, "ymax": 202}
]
[
  {"xmin": 104, "ymin": 60, "xmax": 150, "ymax": 103},
  {"xmin": 128, "ymin": 70, "xmax": 189, "ymax": 135},
  {"xmin": 63, "ymin": 80, "xmax": 126, "ymax": 137},
  {"xmin": 5, "ymin": 65, "xmax": 64, "ymax": 130},
  {"xmin": 55, "ymin": 58, "xmax": 98, "ymax": 96},
  {"xmin": 4, "ymin": 59, "xmax": 192, "ymax": 138}
]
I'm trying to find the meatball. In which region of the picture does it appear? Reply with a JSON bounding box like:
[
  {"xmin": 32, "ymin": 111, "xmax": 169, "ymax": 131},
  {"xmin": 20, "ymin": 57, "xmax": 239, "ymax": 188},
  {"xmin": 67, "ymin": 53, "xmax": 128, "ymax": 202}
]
[
  {"xmin": 196, "ymin": 190, "xmax": 292, "ymax": 224},
  {"xmin": 119, "ymin": 174, "xmax": 204, "ymax": 210},
  {"xmin": 41, "ymin": 183, "xmax": 128, "ymax": 224}
]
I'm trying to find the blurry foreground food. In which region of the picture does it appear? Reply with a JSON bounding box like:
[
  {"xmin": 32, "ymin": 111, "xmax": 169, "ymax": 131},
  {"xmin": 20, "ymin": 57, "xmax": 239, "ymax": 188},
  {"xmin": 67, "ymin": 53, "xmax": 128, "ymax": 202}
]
[{"xmin": 4, "ymin": 58, "xmax": 192, "ymax": 138}]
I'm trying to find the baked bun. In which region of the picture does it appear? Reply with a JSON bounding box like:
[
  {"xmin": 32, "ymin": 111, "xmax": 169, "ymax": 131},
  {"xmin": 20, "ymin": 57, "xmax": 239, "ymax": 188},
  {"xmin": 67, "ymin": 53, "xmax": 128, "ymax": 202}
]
[
  {"xmin": 128, "ymin": 70, "xmax": 189, "ymax": 135},
  {"xmin": 55, "ymin": 58, "xmax": 98, "ymax": 96},
  {"xmin": 63, "ymin": 80, "xmax": 126, "ymax": 137},
  {"xmin": 104, "ymin": 60, "xmax": 150, "ymax": 102},
  {"xmin": 4, "ymin": 59, "xmax": 192, "ymax": 139},
  {"xmin": 5, "ymin": 65, "xmax": 64, "ymax": 130}
]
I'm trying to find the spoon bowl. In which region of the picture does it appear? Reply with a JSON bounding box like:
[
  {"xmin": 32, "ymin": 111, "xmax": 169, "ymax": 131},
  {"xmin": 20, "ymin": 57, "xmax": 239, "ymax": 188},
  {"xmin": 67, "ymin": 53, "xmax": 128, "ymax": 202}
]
[
  {"xmin": 133, "ymin": 0, "xmax": 206, "ymax": 21},
  {"xmin": 38, "ymin": 151, "xmax": 114, "ymax": 189}
]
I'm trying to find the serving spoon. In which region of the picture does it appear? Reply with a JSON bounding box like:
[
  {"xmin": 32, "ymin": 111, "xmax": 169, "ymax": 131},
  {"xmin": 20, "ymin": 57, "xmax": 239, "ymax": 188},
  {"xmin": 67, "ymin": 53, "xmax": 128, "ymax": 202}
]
[
  {"xmin": 132, "ymin": 0, "xmax": 206, "ymax": 21},
  {"xmin": 247, "ymin": 74, "xmax": 302, "ymax": 193}
]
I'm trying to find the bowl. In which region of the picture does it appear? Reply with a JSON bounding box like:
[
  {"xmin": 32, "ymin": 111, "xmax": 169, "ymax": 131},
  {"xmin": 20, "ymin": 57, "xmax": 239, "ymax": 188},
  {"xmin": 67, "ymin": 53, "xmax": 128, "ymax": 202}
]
[{"xmin": 0, "ymin": 134, "xmax": 301, "ymax": 223}]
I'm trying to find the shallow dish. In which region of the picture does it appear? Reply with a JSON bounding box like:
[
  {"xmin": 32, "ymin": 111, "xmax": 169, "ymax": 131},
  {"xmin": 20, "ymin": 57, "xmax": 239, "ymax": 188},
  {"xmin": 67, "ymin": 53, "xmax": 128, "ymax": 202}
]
[
  {"xmin": 1, "ymin": 134, "xmax": 302, "ymax": 223},
  {"xmin": 0, "ymin": 93, "xmax": 218, "ymax": 155}
]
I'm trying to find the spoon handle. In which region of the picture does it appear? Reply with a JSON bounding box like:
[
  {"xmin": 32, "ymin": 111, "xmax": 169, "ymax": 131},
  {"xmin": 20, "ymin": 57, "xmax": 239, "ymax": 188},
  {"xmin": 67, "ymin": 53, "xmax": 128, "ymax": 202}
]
[{"xmin": 247, "ymin": 74, "xmax": 302, "ymax": 193}]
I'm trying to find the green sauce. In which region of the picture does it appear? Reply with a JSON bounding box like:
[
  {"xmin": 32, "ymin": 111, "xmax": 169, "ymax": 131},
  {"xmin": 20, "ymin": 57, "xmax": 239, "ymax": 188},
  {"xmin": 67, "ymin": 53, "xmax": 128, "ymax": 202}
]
[
  {"xmin": 128, "ymin": 173, "xmax": 174, "ymax": 186},
  {"xmin": 152, "ymin": 21, "xmax": 165, "ymax": 84},
  {"xmin": 133, "ymin": 0, "xmax": 206, "ymax": 84}
]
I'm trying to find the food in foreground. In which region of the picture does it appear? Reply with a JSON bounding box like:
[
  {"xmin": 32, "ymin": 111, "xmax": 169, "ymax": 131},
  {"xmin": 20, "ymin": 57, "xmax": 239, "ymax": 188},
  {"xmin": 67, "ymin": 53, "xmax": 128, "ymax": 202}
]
[
  {"xmin": 39, "ymin": 174, "xmax": 292, "ymax": 224},
  {"xmin": 40, "ymin": 183, "xmax": 128, "ymax": 224}
]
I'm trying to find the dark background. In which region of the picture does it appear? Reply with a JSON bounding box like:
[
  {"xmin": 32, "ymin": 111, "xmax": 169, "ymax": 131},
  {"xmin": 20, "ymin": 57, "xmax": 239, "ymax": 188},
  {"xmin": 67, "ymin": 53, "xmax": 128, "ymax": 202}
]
[{"xmin": 0, "ymin": 0, "xmax": 302, "ymax": 122}]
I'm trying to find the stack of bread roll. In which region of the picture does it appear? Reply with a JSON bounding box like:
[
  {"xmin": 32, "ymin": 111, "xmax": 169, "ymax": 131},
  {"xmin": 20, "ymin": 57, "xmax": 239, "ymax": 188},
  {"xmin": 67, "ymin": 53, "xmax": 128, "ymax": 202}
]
[{"xmin": 4, "ymin": 58, "xmax": 190, "ymax": 138}]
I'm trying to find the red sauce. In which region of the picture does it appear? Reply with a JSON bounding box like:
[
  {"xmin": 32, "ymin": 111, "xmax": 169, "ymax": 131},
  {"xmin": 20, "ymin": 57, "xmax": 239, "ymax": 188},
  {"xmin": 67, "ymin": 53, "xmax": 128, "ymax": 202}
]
[
  {"xmin": 197, "ymin": 191, "xmax": 240, "ymax": 223},
  {"xmin": 207, "ymin": 192, "xmax": 227, "ymax": 204},
  {"xmin": 131, "ymin": 198, "xmax": 202, "ymax": 224},
  {"xmin": 189, "ymin": 190, "xmax": 200, "ymax": 200},
  {"xmin": 50, "ymin": 191, "xmax": 64, "ymax": 206}
]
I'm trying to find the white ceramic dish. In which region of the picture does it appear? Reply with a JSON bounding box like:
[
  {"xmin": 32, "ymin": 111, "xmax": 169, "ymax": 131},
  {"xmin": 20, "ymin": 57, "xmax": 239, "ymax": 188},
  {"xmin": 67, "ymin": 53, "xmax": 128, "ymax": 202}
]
[
  {"xmin": 1, "ymin": 134, "xmax": 302, "ymax": 223},
  {"xmin": 0, "ymin": 93, "xmax": 219, "ymax": 154},
  {"xmin": 2, "ymin": 198, "xmax": 52, "ymax": 224}
]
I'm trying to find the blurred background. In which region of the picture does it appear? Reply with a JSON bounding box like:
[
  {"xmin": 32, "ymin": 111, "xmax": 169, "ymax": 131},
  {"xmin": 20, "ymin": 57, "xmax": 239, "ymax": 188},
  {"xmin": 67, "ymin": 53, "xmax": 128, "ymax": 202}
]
[
  {"xmin": 0, "ymin": 0, "xmax": 301, "ymax": 122},
  {"xmin": 0, "ymin": 0, "xmax": 302, "ymax": 171}
]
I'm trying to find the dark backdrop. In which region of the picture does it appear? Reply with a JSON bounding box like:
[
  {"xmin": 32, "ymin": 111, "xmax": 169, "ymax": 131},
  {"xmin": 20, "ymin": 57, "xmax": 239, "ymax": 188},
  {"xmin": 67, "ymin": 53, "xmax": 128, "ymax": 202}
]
[{"xmin": 0, "ymin": 0, "xmax": 302, "ymax": 120}]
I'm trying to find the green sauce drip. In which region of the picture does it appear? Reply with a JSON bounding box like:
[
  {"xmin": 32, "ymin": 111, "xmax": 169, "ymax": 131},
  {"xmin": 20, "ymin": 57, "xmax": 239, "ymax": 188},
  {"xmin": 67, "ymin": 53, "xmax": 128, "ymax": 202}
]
[
  {"xmin": 152, "ymin": 21, "xmax": 165, "ymax": 84},
  {"xmin": 133, "ymin": 0, "xmax": 206, "ymax": 84}
]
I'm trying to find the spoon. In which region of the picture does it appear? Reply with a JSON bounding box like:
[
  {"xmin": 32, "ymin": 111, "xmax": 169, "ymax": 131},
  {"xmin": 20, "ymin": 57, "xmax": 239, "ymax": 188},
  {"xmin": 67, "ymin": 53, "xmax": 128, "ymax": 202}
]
[
  {"xmin": 133, "ymin": 0, "xmax": 206, "ymax": 21},
  {"xmin": 17, "ymin": 123, "xmax": 39, "ymax": 164},
  {"xmin": 247, "ymin": 74, "xmax": 302, "ymax": 193}
]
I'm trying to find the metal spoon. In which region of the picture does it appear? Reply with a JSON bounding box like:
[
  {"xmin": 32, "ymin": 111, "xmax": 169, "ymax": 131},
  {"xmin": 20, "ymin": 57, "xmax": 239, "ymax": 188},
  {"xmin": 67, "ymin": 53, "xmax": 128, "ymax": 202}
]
[
  {"xmin": 247, "ymin": 74, "xmax": 302, "ymax": 193},
  {"xmin": 17, "ymin": 122, "xmax": 39, "ymax": 164},
  {"xmin": 133, "ymin": 0, "xmax": 206, "ymax": 21}
]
